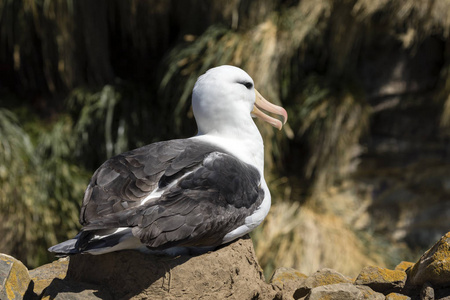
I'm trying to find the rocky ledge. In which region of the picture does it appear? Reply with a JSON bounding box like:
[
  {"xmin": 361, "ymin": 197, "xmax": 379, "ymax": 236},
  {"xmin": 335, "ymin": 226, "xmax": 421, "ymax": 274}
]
[{"xmin": 1, "ymin": 233, "xmax": 450, "ymax": 300}]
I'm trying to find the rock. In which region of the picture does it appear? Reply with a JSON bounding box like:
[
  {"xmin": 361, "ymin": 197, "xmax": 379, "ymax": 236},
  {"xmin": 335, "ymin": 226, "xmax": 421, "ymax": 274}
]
[
  {"xmin": 435, "ymin": 287, "xmax": 450, "ymax": 299},
  {"xmin": 0, "ymin": 253, "xmax": 31, "ymax": 300},
  {"xmin": 41, "ymin": 278, "xmax": 112, "ymax": 300},
  {"xmin": 420, "ymin": 282, "xmax": 434, "ymax": 300},
  {"xmin": 270, "ymin": 267, "xmax": 308, "ymax": 286},
  {"xmin": 355, "ymin": 284, "xmax": 386, "ymax": 299},
  {"xmin": 29, "ymin": 257, "xmax": 69, "ymax": 295},
  {"xmin": 305, "ymin": 283, "xmax": 384, "ymax": 300},
  {"xmin": 65, "ymin": 235, "xmax": 276, "ymax": 300},
  {"xmin": 270, "ymin": 267, "xmax": 307, "ymax": 300},
  {"xmin": 409, "ymin": 232, "xmax": 450, "ymax": 288},
  {"xmin": 385, "ymin": 292, "xmax": 411, "ymax": 300},
  {"xmin": 6, "ymin": 232, "xmax": 450, "ymax": 299},
  {"xmin": 294, "ymin": 268, "xmax": 352, "ymax": 299},
  {"xmin": 355, "ymin": 265, "xmax": 407, "ymax": 293},
  {"xmin": 395, "ymin": 261, "xmax": 414, "ymax": 272}
]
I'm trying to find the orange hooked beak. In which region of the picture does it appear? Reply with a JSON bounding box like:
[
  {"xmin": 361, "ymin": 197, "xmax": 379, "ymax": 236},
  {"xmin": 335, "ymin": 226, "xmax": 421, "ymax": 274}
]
[{"xmin": 251, "ymin": 89, "xmax": 288, "ymax": 130}]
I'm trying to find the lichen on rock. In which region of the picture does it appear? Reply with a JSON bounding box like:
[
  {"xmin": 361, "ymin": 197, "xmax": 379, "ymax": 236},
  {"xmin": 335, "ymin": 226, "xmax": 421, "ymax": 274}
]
[
  {"xmin": 29, "ymin": 257, "xmax": 69, "ymax": 295},
  {"xmin": 294, "ymin": 268, "xmax": 352, "ymax": 299},
  {"xmin": 408, "ymin": 232, "xmax": 450, "ymax": 288},
  {"xmin": 385, "ymin": 292, "xmax": 411, "ymax": 300},
  {"xmin": 270, "ymin": 267, "xmax": 307, "ymax": 299},
  {"xmin": 0, "ymin": 254, "xmax": 31, "ymax": 300},
  {"xmin": 2, "ymin": 231, "xmax": 450, "ymax": 299},
  {"xmin": 305, "ymin": 283, "xmax": 384, "ymax": 300},
  {"xmin": 394, "ymin": 261, "xmax": 414, "ymax": 272},
  {"xmin": 355, "ymin": 265, "xmax": 407, "ymax": 293}
]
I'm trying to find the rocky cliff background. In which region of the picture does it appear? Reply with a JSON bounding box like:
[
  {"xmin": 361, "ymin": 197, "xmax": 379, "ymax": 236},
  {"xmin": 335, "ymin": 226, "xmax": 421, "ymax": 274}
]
[{"xmin": 0, "ymin": 0, "xmax": 449, "ymax": 279}]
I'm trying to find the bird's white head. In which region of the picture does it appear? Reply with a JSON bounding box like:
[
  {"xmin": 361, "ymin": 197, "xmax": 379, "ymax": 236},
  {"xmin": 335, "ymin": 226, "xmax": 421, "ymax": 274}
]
[{"xmin": 192, "ymin": 65, "xmax": 287, "ymax": 137}]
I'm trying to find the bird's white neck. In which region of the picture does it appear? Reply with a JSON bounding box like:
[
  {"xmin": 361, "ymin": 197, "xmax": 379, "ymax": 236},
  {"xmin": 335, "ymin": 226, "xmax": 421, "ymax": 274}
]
[{"xmin": 192, "ymin": 121, "xmax": 265, "ymax": 176}]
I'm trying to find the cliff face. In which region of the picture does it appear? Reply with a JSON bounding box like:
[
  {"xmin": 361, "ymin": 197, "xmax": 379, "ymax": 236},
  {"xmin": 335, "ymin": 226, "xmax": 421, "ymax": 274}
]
[
  {"xmin": 354, "ymin": 34, "xmax": 450, "ymax": 250},
  {"xmin": 1, "ymin": 0, "xmax": 449, "ymax": 278},
  {"xmin": 2, "ymin": 233, "xmax": 450, "ymax": 300}
]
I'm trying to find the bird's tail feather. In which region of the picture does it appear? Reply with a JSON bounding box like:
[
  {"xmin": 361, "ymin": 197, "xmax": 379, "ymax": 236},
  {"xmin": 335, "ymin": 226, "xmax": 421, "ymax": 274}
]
[
  {"xmin": 48, "ymin": 228, "xmax": 143, "ymax": 256},
  {"xmin": 48, "ymin": 236, "xmax": 80, "ymax": 256}
]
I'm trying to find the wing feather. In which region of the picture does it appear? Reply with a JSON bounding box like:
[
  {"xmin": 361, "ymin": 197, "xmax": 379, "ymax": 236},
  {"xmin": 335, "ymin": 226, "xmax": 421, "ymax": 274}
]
[
  {"xmin": 80, "ymin": 147, "xmax": 264, "ymax": 251},
  {"xmin": 80, "ymin": 139, "xmax": 212, "ymax": 225}
]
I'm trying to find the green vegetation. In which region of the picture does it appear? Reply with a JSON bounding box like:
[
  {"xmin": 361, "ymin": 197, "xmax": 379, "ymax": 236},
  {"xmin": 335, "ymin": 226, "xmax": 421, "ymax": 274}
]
[
  {"xmin": 0, "ymin": 0, "xmax": 449, "ymax": 276},
  {"xmin": 0, "ymin": 107, "xmax": 84, "ymax": 267}
]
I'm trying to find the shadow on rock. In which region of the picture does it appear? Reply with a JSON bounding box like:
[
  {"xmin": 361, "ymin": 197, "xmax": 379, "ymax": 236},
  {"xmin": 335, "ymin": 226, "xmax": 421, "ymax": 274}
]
[
  {"xmin": 65, "ymin": 250, "xmax": 191, "ymax": 299},
  {"xmin": 42, "ymin": 278, "xmax": 113, "ymax": 299},
  {"xmin": 40, "ymin": 235, "xmax": 275, "ymax": 300}
]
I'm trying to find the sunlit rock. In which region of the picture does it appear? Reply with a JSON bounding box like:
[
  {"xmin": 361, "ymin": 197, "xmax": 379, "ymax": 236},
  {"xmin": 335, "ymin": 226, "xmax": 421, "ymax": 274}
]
[
  {"xmin": 408, "ymin": 232, "xmax": 450, "ymax": 288},
  {"xmin": 56, "ymin": 235, "xmax": 277, "ymax": 300},
  {"xmin": 394, "ymin": 261, "xmax": 414, "ymax": 272},
  {"xmin": 29, "ymin": 257, "xmax": 69, "ymax": 295},
  {"xmin": 0, "ymin": 254, "xmax": 30, "ymax": 300},
  {"xmin": 270, "ymin": 267, "xmax": 307, "ymax": 299},
  {"xmin": 305, "ymin": 283, "xmax": 384, "ymax": 300},
  {"xmin": 294, "ymin": 268, "xmax": 352, "ymax": 298},
  {"xmin": 355, "ymin": 266, "xmax": 407, "ymax": 293},
  {"xmin": 385, "ymin": 292, "xmax": 411, "ymax": 300}
]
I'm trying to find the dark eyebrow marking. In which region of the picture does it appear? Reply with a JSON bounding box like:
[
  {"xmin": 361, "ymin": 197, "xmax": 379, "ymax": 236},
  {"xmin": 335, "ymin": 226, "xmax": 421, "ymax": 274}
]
[{"xmin": 238, "ymin": 81, "xmax": 253, "ymax": 89}]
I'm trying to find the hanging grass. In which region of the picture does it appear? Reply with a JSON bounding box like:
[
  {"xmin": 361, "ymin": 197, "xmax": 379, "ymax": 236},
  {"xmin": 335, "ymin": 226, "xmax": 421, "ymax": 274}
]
[
  {"xmin": 439, "ymin": 62, "xmax": 450, "ymax": 136},
  {"xmin": 294, "ymin": 76, "xmax": 370, "ymax": 192},
  {"xmin": 0, "ymin": 109, "xmax": 86, "ymax": 268},
  {"xmin": 0, "ymin": 0, "xmax": 449, "ymax": 274},
  {"xmin": 252, "ymin": 202, "xmax": 386, "ymax": 278}
]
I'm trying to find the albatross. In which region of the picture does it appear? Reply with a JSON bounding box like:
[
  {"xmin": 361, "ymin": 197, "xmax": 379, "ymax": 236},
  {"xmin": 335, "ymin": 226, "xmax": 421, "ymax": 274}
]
[{"xmin": 49, "ymin": 65, "xmax": 288, "ymax": 256}]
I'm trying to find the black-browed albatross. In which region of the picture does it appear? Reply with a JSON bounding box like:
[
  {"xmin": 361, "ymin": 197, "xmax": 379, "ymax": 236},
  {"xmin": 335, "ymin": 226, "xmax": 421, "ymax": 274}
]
[{"xmin": 49, "ymin": 65, "xmax": 288, "ymax": 256}]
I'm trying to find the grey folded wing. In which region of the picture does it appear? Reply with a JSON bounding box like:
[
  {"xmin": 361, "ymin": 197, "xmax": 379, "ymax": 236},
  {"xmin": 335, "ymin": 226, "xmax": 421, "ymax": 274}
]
[{"xmin": 79, "ymin": 138, "xmax": 264, "ymax": 251}]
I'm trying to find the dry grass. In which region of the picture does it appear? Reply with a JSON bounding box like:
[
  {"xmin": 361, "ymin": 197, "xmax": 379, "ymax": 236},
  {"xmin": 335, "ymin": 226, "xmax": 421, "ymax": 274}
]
[
  {"xmin": 253, "ymin": 174, "xmax": 395, "ymax": 279},
  {"xmin": 1, "ymin": 0, "xmax": 450, "ymax": 271},
  {"xmin": 294, "ymin": 80, "xmax": 370, "ymax": 192},
  {"xmin": 253, "ymin": 200, "xmax": 385, "ymax": 278},
  {"xmin": 439, "ymin": 63, "xmax": 450, "ymax": 135},
  {"xmin": 0, "ymin": 109, "xmax": 85, "ymax": 267},
  {"xmin": 442, "ymin": 93, "xmax": 450, "ymax": 133}
]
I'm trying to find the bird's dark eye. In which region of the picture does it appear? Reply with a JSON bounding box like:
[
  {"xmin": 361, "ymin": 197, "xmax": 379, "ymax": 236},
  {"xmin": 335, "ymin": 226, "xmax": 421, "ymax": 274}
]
[{"xmin": 238, "ymin": 81, "xmax": 253, "ymax": 89}]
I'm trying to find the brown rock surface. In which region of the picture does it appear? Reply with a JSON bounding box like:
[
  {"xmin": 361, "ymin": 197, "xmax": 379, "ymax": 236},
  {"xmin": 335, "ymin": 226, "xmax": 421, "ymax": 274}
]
[
  {"xmin": 41, "ymin": 278, "xmax": 112, "ymax": 300},
  {"xmin": 270, "ymin": 267, "xmax": 307, "ymax": 299},
  {"xmin": 0, "ymin": 254, "xmax": 31, "ymax": 300},
  {"xmin": 420, "ymin": 282, "xmax": 434, "ymax": 300},
  {"xmin": 395, "ymin": 261, "xmax": 414, "ymax": 272},
  {"xmin": 355, "ymin": 265, "xmax": 407, "ymax": 293},
  {"xmin": 305, "ymin": 283, "xmax": 384, "ymax": 300},
  {"xmin": 294, "ymin": 268, "xmax": 352, "ymax": 299},
  {"xmin": 62, "ymin": 235, "xmax": 277, "ymax": 300},
  {"xmin": 3, "ymin": 231, "xmax": 450, "ymax": 299},
  {"xmin": 408, "ymin": 232, "xmax": 450, "ymax": 288},
  {"xmin": 385, "ymin": 292, "xmax": 411, "ymax": 300},
  {"xmin": 29, "ymin": 257, "xmax": 69, "ymax": 295}
]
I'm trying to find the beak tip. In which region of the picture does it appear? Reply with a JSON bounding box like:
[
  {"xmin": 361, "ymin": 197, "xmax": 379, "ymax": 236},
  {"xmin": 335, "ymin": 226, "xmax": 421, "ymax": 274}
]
[
  {"xmin": 282, "ymin": 108, "xmax": 288, "ymax": 123},
  {"xmin": 254, "ymin": 88, "xmax": 288, "ymax": 130}
]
